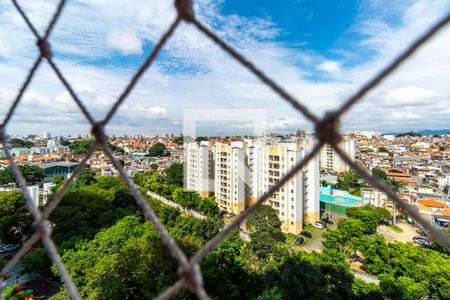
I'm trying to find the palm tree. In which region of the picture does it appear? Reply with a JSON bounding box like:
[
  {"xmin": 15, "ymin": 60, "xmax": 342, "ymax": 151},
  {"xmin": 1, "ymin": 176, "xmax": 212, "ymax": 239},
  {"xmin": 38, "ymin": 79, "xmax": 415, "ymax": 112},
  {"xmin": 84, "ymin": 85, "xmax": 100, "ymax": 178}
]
[{"xmin": 389, "ymin": 179, "xmax": 406, "ymax": 224}]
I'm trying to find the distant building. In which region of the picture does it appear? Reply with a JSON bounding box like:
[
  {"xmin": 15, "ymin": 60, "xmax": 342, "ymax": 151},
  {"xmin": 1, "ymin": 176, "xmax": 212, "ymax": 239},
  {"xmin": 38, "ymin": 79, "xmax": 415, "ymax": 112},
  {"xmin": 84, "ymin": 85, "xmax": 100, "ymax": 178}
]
[
  {"xmin": 185, "ymin": 141, "xmax": 214, "ymax": 197},
  {"xmin": 26, "ymin": 185, "xmax": 39, "ymax": 210},
  {"xmin": 320, "ymin": 137, "xmax": 355, "ymax": 173},
  {"xmin": 37, "ymin": 161, "xmax": 87, "ymax": 178}
]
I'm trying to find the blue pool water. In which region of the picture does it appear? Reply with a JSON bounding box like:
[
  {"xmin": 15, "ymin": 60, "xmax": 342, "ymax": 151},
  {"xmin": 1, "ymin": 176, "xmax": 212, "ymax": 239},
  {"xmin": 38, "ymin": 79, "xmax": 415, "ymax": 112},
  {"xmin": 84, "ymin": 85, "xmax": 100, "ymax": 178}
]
[{"xmin": 320, "ymin": 187, "xmax": 369, "ymax": 207}]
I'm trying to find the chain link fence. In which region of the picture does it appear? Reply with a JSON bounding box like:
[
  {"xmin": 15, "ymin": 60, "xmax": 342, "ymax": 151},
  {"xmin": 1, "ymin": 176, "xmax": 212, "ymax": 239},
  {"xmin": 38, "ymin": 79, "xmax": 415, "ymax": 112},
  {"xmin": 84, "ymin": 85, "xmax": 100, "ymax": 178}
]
[{"xmin": 1, "ymin": 0, "xmax": 449, "ymax": 299}]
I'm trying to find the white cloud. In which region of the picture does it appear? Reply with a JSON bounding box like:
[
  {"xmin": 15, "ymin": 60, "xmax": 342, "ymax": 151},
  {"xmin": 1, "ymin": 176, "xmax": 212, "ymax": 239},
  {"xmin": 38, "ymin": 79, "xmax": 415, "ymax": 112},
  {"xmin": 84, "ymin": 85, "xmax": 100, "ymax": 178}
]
[
  {"xmin": 106, "ymin": 28, "xmax": 143, "ymax": 55},
  {"xmin": 385, "ymin": 85, "xmax": 439, "ymax": 106},
  {"xmin": 268, "ymin": 117, "xmax": 305, "ymax": 132},
  {"xmin": 317, "ymin": 60, "xmax": 341, "ymax": 73}
]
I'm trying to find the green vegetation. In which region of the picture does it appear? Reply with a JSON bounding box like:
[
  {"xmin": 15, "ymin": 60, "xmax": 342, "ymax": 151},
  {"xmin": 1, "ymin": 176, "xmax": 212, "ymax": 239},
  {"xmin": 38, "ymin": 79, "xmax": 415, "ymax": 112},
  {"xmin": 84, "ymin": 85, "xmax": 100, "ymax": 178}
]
[
  {"xmin": 323, "ymin": 206, "xmax": 450, "ymax": 299},
  {"xmin": 372, "ymin": 168, "xmax": 387, "ymax": 180},
  {"xmin": 68, "ymin": 139, "xmax": 96, "ymax": 154},
  {"xmin": 2, "ymin": 169, "xmax": 448, "ymax": 299},
  {"xmin": 395, "ymin": 131, "xmax": 422, "ymax": 137},
  {"xmin": 336, "ymin": 170, "xmax": 361, "ymax": 195},
  {"xmin": 164, "ymin": 163, "xmax": 183, "ymax": 186},
  {"xmin": 133, "ymin": 169, "xmax": 219, "ymax": 217},
  {"xmin": 8, "ymin": 138, "xmax": 34, "ymax": 148},
  {"xmin": 246, "ymin": 205, "xmax": 285, "ymax": 258},
  {"xmin": 0, "ymin": 191, "xmax": 30, "ymax": 243},
  {"xmin": 378, "ymin": 147, "xmax": 390, "ymax": 153},
  {"xmin": 0, "ymin": 164, "xmax": 46, "ymax": 185},
  {"xmin": 389, "ymin": 224, "xmax": 403, "ymax": 232},
  {"xmin": 148, "ymin": 142, "xmax": 168, "ymax": 157},
  {"xmin": 173, "ymin": 136, "xmax": 184, "ymax": 145}
]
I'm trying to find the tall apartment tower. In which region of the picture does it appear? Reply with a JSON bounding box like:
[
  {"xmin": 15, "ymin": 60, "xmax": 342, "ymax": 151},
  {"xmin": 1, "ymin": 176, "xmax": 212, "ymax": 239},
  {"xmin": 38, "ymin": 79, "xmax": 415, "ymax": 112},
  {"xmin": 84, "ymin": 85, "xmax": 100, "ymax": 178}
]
[
  {"xmin": 213, "ymin": 142, "xmax": 248, "ymax": 214},
  {"xmin": 185, "ymin": 141, "xmax": 213, "ymax": 197},
  {"xmin": 320, "ymin": 136, "xmax": 355, "ymax": 173},
  {"xmin": 249, "ymin": 142, "xmax": 320, "ymax": 234}
]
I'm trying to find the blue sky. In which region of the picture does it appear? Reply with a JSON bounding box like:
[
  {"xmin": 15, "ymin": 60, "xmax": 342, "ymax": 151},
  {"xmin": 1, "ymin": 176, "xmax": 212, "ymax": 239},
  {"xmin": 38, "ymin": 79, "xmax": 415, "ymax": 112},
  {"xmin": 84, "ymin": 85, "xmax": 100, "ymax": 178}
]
[{"xmin": 0, "ymin": 0, "xmax": 449, "ymax": 136}]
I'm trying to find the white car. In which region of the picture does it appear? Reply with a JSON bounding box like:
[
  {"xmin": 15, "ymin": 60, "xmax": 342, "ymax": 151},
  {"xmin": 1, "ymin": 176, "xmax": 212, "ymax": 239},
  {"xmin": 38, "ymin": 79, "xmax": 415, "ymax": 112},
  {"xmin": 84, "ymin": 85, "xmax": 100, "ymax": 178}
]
[
  {"xmin": 312, "ymin": 222, "xmax": 324, "ymax": 230},
  {"xmin": 0, "ymin": 244, "xmax": 20, "ymax": 253}
]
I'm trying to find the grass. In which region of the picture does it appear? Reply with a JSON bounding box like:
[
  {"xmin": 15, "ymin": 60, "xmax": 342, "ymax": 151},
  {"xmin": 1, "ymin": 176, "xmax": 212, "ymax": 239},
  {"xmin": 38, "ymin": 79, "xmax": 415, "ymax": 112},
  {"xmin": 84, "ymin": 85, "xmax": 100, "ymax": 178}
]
[
  {"xmin": 389, "ymin": 224, "xmax": 403, "ymax": 233},
  {"xmin": 285, "ymin": 224, "xmax": 326, "ymax": 248}
]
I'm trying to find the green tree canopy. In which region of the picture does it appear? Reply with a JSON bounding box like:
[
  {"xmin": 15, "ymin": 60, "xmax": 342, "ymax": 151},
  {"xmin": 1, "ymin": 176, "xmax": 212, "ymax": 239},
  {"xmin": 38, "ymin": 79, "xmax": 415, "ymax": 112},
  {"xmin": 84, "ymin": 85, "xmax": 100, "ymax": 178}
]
[
  {"xmin": 164, "ymin": 163, "xmax": 184, "ymax": 186},
  {"xmin": 68, "ymin": 140, "xmax": 96, "ymax": 155},
  {"xmin": 148, "ymin": 142, "xmax": 167, "ymax": 157},
  {"xmin": 0, "ymin": 164, "xmax": 45, "ymax": 185},
  {"xmin": 8, "ymin": 138, "xmax": 34, "ymax": 148},
  {"xmin": 372, "ymin": 168, "xmax": 387, "ymax": 180}
]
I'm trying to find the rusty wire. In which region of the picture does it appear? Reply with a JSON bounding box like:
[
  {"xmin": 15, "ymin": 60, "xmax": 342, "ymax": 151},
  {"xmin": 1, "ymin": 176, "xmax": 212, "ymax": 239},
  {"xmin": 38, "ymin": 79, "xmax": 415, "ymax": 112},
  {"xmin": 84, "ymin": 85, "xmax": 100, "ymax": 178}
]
[{"xmin": 1, "ymin": 0, "xmax": 449, "ymax": 299}]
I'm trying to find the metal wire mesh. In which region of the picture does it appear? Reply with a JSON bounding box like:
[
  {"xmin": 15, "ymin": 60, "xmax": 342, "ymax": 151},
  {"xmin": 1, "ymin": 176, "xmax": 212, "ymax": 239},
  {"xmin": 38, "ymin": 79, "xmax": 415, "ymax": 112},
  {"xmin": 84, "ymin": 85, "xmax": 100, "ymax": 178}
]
[{"xmin": 1, "ymin": 0, "xmax": 449, "ymax": 298}]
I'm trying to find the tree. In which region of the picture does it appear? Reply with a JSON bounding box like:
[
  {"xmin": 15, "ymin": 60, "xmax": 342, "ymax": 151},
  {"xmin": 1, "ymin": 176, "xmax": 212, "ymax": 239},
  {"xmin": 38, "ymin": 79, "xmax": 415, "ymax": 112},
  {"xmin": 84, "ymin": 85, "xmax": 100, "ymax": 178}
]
[
  {"xmin": 164, "ymin": 163, "xmax": 184, "ymax": 186},
  {"xmin": 68, "ymin": 140, "xmax": 96, "ymax": 154},
  {"xmin": 246, "ymin": 205, "xmax": 285, "ymax": 258},
  {"xmin": 173, "ymin": 136, "xmax": 184, "ymax": 145},
  {"xmin": 61, "ymin": 216, "xmax": 200, "ymax": 299},
  {"xmin": 378, "ymin": 147, "xmax": 390, "ymax": 153},
  {"xmin": 150, "ymin": 163, "xmax": 158, "ymax": 171},
  {"xmin": 0, "ymin": 191, "xmax": 25, "ymax": 217},
  {"xmin": 8, "ymin": 138, "xmax": 34, "ymax": 148},
  {"xmin": 148, "ymin": 142, "xmax": 167, "ymax": 157},
  {"xmin": 346, "ymin": 206, "xmax": 379, "ymax": 234},
  {"xmin": 0, "ymin": 165, "xmax": 45, "ymax": 185},
  {"xmin": 336, "ymin": 170, "xmax": 361, "ymax": 195},
  {"xmin": 75, "ymin": 168, "xmax": 96, "ymax": 187},
  {"xmin": 389, "ymin": 179, "xmax": 406, "ymax": 224},
  {"xmin": 372, "ymin": 168, "xmax": 387, "ymax": 180}
]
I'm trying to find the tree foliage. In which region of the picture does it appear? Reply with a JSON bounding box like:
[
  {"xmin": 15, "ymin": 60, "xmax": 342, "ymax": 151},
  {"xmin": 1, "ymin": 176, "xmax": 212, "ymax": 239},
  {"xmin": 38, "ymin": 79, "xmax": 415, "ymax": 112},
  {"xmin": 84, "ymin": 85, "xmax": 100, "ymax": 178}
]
[
  {"xmin": 148, "ymin": 142, "xmax": 167, "ymax": 157},
  {"xmin": 0, "ymin": 164, "xmax": 45, "ymax": 185},
  {"xmin": 164, "ymin": 163, "xmax": 184, "ymax": 186},
  {"xmin": 8, "ymin": 138, "xmax": 34, "ymax": 148},
  {"xmin": 336, "ymin": 170, "xmax": 361, "ymax": 195},
  {"xmin": 372, "ymin": 168, "xmax": 387, "ymax": 180},
  {"xmin": 68, "ymin": 140, "xmax": 96, "ymax": 154}
]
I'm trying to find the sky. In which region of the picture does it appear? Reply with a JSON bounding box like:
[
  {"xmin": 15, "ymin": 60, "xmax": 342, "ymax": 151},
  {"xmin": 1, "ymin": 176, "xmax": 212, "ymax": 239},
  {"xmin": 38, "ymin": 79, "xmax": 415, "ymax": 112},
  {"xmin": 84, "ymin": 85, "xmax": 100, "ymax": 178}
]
[{"xmin": 0, "ymin": 0, "xmax": 449, "ymax": 136}]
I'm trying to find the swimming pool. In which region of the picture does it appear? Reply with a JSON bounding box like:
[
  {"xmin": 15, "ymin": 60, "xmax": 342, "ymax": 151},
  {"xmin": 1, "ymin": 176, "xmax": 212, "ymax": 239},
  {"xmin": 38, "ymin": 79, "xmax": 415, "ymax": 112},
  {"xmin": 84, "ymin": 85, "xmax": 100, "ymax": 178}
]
[
  {"xmin": 320, "ymin": 194, "xmax": 365, "ymax": 206},
  {"xmin": 320, "ymin": 187, "xmax": 370, "ymax": 213}
]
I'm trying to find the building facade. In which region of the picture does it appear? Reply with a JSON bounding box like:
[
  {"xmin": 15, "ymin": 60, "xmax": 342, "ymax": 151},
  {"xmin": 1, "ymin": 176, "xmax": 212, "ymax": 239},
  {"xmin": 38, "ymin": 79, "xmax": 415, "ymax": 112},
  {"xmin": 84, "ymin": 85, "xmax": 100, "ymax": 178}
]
[
  {"xmin": 185, "ymin": 141, "xmax": 214, "ymax": 197},
  {"xmin": 185, "ymin": 140, "xmax": 320, "ymax": 234},
  {"xmin": 320, "ymin": 137, "xmax": 355, "ymax": 173},
  {"xmin": 213, "ymin": 142, "xmax": 247, "ymax": 214}
]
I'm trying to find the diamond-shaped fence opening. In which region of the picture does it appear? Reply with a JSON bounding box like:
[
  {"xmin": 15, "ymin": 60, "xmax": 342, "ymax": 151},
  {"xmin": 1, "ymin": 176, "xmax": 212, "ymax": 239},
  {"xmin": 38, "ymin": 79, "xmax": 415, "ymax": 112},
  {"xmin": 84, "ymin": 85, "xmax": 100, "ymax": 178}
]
[{"xmin": 1, "ymin": 0, "xmax": 450, "ymax": 299}]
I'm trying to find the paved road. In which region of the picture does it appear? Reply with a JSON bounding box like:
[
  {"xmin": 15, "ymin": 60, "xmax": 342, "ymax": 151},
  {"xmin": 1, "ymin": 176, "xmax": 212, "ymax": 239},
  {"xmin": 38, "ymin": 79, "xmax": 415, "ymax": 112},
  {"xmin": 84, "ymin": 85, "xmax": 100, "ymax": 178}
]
[{"xmin": 146, "ymin": 190, "xmax": 206, "ymax": 219}]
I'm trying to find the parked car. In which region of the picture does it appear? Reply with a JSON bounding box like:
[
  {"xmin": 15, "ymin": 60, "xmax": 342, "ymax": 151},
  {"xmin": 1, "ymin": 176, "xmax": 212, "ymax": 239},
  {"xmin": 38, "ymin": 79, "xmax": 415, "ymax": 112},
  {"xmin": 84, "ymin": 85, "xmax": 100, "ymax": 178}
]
[
  {"xmin": 0, "ymin": 244, "xmax": 20, "ymax": 253},
  {"xmin": 379, "ymin": 219, "xmax": 391, "ymax": 225},
  {"xmin": 226, "ymin": 212, "xmax": 236, "ymax": 218},
  {"xmin": 313, "ymin": 222, "xmax": 324, "ymax": 230},
  {"xmin": 413, "ymin": 238, "xmax": 431, "ymax": 248},
  {"xmin": 218, "ymin": 210, "xmax": 227, "ymax": 217},
  {"xmin": 413, "ymin": 236, "xmax": 430, "ymax": 243},
  {"xmin": 322, "ymin": 217, "xmax": 334, "ymax": 225},
  {"xmin": 294, "ymin": 237, "xmax": 305, "ymax": 245},
  {"xmin": 300, "ymin": 230, "xmax": 312, "ymax": 238}
]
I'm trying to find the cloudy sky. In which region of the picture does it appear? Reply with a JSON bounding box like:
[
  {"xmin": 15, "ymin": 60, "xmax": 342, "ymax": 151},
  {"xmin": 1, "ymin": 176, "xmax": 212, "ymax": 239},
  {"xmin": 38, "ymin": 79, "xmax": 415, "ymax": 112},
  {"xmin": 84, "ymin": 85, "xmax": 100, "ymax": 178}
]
[{"xmin": 0, "ymin": 0, "xmax": 449, "ymax": 136}]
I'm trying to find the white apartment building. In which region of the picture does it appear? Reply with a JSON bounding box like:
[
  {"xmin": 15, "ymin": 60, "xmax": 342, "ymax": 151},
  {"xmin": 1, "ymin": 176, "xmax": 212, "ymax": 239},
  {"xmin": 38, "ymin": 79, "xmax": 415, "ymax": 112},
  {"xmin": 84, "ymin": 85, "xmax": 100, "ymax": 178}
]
[
  {"xmin": 185, "ymin": 140, "xmax": 320, "ymax": 234},
  {"xmin": 249, "ymin": 142, "xmax": 320, "ymax": 234},
  {"xmin": 213, "ymin": 142, "xmax": 247, "ymax": 214},
  {"xmin": 320, "ymin": 137, "xmax": 355, "ymax": 173},
  {"xmin": 185, "ymin": 141, "xmax": 213, "ymax": 197}
]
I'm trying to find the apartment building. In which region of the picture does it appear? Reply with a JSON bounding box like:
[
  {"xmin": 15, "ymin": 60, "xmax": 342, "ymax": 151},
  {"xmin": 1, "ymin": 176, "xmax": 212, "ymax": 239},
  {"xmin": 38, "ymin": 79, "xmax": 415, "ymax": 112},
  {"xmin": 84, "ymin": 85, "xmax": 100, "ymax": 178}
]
[
  {"xmin": 213, "ymin": 142, "xmax": 247, "ymax": 214},
  {"xmin": 185, "ymin": 140, "xmax": 320, "ymax": 234},
  {"xmin": 185, "ymin": 141, "xmax": 213, "ymax": 197},
  {"xmin": 249, "ymin": 142, "xmax": 320, "ymax": 233},
  {"xmin": 320, "ymin": 137, "xmax": 355, "ymax": 173}
]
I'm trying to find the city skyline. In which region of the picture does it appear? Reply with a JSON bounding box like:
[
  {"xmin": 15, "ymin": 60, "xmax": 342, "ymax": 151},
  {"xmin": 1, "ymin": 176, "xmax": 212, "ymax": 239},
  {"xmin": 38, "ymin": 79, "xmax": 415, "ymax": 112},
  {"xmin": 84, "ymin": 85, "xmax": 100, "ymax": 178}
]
[{"xmin": 1, "ymin": 0, "xmax": 449, "ymax": 135}]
